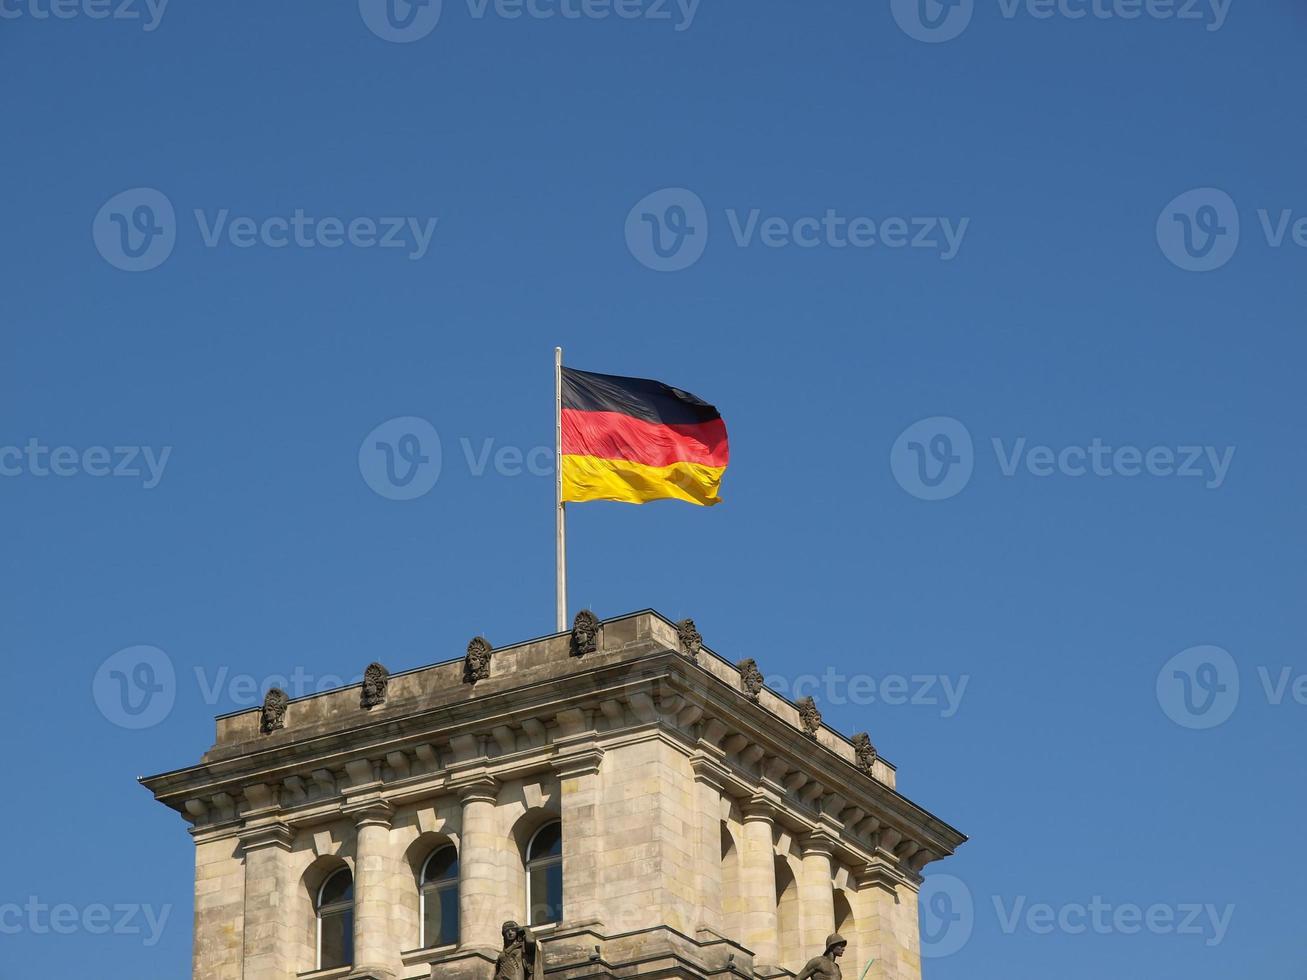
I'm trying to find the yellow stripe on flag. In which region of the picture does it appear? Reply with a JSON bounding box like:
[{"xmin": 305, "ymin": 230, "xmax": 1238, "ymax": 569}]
[{"xmin": 562, "ymin": 454, "xmax": 725, "ymax": 506}]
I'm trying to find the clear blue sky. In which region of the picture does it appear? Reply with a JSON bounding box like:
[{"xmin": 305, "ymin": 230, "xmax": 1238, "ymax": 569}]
[{"xmin": 2, "ymin": 2, "xmax": 1304, "ymax": 978}]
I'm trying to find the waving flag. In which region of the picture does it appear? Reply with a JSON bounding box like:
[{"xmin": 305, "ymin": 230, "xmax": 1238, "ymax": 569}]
[{"xmin": 560, "ymin": 367, "xmax": 729, "ymax": 506}]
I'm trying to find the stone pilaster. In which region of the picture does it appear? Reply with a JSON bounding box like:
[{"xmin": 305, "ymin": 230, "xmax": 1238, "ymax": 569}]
[
  {"xmin": 454, "ymin": 775, "xmax": 503, "ymax": 951},
  {"xmin": 798, "ymin": 832, "xmax": 837, "ymax": 958},
  {"xmin": 345, "ymin": 800, "xmax": 399, "ymax": 980},
  {"xmin": 740, "ymin": 797, "xmax": 780, "ymax": 968},
  {"xmin": 239, "ymin": 822, "xmax": 296, "ymax": 980},
  {"xmin": 689, "ymin": 757, "xmax": 728, "ymax": 937},
  {"xmin": 853, "ymin": 855, "xmax": 919, "ymax": 980},
  {"xmin": 553, "ymin": 745, "xmax": 604, "ymax": 927}
]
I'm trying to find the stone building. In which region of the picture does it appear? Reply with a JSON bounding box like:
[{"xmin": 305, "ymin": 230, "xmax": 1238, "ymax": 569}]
[{"xmin": 142, "ymin": 610, "xmax": 966, "ymax": 980}]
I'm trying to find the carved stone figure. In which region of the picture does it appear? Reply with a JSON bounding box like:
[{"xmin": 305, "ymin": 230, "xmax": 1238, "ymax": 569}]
[
  {"xmin": 360, "ymin": 662, "xmax": 389, "ymax": 709},
  {"xmin": 494, "ymin": 920, "xmax": 545, "ymax": 980},
  {"xmin": 737, "ymin": 658, "xmax": 764, "ymax": 701},
  {"xmin": 796, "ymin": 696, "xmax": 822, "ymax": 739},
  {"xmin": 464, "ymin": 637, "xmax": 493, "ymax": 683},
  {"xmin": 794, "ymin": 933, "xmax": 847, "ymax": 980},
  {"xmin": 260, "ymin": 688, "xmax": 288, "ymax": 734},
  {"xmin": 852, "ymin": 731, "xmax": 877, "ymax": 772},
  {"xmin": 570, "ymin": 610, "xmax": 600, "ymax": 657},
  {"xmin": 677, "ymin": 618, "xmax": 703, "ymax": 659}
]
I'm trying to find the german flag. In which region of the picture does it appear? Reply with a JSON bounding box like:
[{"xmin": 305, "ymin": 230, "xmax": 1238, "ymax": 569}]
[{"xmin": 561, "ymin": 367, "xmax": 728, "ymax": 506}]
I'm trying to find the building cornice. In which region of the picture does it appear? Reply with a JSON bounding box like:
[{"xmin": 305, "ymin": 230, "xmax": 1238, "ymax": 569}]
[{"xmin": 143, "ymin": 611, "xmax": 965, "ymax": 874}]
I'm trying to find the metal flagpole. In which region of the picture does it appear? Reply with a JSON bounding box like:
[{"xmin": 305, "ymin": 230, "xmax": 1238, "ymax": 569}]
[{"xmin": 555, "ymin": 346, "xmax": 567, "ymax": 633}]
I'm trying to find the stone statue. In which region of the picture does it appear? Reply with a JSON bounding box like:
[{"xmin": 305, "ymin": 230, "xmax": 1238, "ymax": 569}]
[
  {"xmin": 570, "ymin": 610, "xmax": 600, "ymax": 657},
  {"xmin": 360, "ymin": 662, "xmax": 389, "ymax": 709},
  {"xmin": 464, "ymin": 636, "xmax": 493, "ymax": 683},
  {"xmin": 737, "ymin": 657, "xmax": 764, "ymax": 701},
  {"xmin": 795, "ymin": 933, "xmax": 847, "ymax": 980},
  {"xmin": 677, "ymin": 618, "xmax": 703, "ymax": 659},
  {"xmin": 494, "ymin": 920, "xmax": 545, "ymax": 980},
  {"xmin": 852, "ymin": 731, "xmax": 877, "ymax": 773},
  {"xmin": 797, "ymin": 695, "xmax": 822, "ymax": 739},
  {"xmin": 260, "ymin": 688, "xmax": 288, "ymax": 734}
]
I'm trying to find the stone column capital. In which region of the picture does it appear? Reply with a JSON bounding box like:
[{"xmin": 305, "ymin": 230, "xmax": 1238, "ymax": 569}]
[
  {"xmin": 342, "ymin": 798, "xmax": 394, "ymax": 830},
  {"xmin": 237, "ymin": 821, "xmax": 295, "ymax": 854},
  {"xmin": 799, "ymin": 829, "xmax": 838, "ymax": 857},
  {"xmin": 742, "ymin": 793, "xmax": 781, "ymax": 824},
  {"xmin": 451, "ymin": 774, "xmax": 499, "ymax": 805}
]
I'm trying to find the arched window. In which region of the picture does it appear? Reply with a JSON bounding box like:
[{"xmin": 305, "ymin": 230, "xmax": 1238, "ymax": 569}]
[
  {"xmin": 420, "ymin": 846, "xmax": 460, "ymax": 948},
  {"xmin": 525, "ymin": 821, "xmax": 562, "ymax": 926},
  {"xmin": 316, "ymin": 868, "xmax": 354, "ymax": 970}
]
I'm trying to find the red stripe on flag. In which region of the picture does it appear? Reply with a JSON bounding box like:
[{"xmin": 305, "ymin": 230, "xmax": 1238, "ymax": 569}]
[{"xmin": 562, "ymin": 409, "xmax": 729, "ymax": 469}]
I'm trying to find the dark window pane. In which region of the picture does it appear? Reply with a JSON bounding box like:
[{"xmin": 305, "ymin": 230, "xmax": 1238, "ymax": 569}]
[
  {"xmin": 528, "ymin": 822, "xmax": 562, "ymax": 860},
  {"xmin": 423, "ymin": 847, "xmax": 459, "ymax": 884},
  {"xmin": 319, "ymin": 869, "xmax": 353, "ymax": 907},
  {"xmin": 529, "ymin": 862, "xmax": 562, "ymax": 925},
  {"xmin": 440, "ymin": 883, "xmax": 460, "ymax": 944},
  {"xmin": 422, "ymin": 883, "xmax": 460, "ymax": 947},
  {"xmin": 320, "ymin": 909, "xmax": 354, "ymax": 969}
]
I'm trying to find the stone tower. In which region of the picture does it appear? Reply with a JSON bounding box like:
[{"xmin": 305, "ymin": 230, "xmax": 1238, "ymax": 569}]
[{"xmin": 142, "ymin": 610, "xmax": 966, "ymax": 980}]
